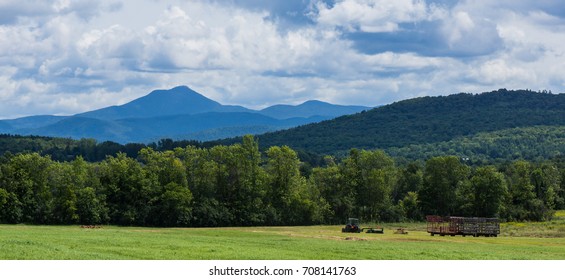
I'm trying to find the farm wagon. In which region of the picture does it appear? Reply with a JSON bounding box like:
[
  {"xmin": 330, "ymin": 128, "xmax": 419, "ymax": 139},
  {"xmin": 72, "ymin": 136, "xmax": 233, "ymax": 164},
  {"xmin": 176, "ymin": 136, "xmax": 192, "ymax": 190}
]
[{"xmin": 426, "ymin": 215, "xmax": 500, "ymax": 237}]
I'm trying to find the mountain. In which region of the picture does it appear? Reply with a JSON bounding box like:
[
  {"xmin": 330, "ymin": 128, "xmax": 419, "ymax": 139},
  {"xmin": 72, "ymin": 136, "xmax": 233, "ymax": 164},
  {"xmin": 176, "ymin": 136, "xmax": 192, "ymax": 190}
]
[
  {"xmin": 260, "ymin": 100, "xmax": 370, "ymax": 119},
  {"xmin": 243, "ymin": 89, "xmax": 565, "ymax": 155},
  {"xmin": 0, "ymin": 121, "xmax": 11, "ymax": 131},
  {"xmin": 26, "ymin": 117, "xmax": 132, "ymax": 143},
  {"xmin": 127, "ymin": 113, "xmax": 328, "ymax": 143},
  {"xmin": 5, "ymin": 115, "xmax": 68, "ymax": 130},
  {"xmin": 0, "ymin": 86, "xmax": 366, "ymax": 143},
  {"xmin": 76, "ymin": 85, "xmax": 252, "ymax": 120},
  {"xmin": 75, "ymin": 85, "xmax": 369, "ymax": 120},
  {"xmin": 18, "ymin": 112, "xmax": 328, "ymax": 144}
]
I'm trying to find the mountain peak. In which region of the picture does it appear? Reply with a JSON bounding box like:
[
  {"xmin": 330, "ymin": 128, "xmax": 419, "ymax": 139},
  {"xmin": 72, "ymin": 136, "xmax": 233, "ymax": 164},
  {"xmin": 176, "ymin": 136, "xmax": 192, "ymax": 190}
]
[
  {"xmin": 260, "ymin": 100, "xmax": 370, "ymax": 119},
  {"xmin": 301, "ymin": 100, "xmax": 330, "ymax": 105},
  {"xmin": 148, "ymin": 85, "xmax": 196, "ymax": 96},
  {"xmin": 140, "ymin": 86, "xmax": 221, "ymax": 110},
  {"xmin": 173, "ymin": 85, "xmax": 191, "ymax": 91},
  {"xmin": 76, "ymin": 86, "xmax": 249, "ymax": 120}
]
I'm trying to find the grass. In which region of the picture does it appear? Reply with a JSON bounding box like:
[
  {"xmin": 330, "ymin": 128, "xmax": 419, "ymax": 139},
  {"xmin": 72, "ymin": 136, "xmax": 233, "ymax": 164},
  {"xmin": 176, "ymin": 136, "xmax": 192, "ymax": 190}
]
[{"xmin": 1, "ymin": 211, "xmax": 565, "ymax": 260}]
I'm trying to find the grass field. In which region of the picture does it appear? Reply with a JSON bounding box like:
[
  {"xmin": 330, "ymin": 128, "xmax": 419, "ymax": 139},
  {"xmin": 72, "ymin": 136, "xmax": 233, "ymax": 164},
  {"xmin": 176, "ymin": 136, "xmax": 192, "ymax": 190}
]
[{"xmin": 2, "ymin": 211, "xmax": 565, "ymax": 260}]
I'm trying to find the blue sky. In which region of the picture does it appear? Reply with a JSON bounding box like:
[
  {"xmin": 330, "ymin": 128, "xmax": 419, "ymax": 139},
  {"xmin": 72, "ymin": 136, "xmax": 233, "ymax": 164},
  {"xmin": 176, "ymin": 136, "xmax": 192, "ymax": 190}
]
[{"xmin": 1, "ymin": 0, "xmax": 564, "ymax": 119}]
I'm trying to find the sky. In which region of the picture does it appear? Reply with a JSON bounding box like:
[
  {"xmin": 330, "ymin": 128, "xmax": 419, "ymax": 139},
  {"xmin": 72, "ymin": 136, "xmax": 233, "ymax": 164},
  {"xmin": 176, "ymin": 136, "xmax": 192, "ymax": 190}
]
[{"xmin": 1, "ymin": 0, "xmax": 564, "ymax": 119}]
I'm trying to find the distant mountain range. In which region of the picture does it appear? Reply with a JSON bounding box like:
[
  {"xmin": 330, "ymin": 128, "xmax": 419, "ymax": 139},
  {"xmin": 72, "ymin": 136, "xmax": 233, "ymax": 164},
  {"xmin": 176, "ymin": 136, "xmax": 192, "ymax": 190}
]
[
  {"xmin": 0, "ymin": 88, "xmax": 563, "ymax": 165},
  {"xmin": 0, "ymin": 86, "xmax": 370, "ymax": 143}
]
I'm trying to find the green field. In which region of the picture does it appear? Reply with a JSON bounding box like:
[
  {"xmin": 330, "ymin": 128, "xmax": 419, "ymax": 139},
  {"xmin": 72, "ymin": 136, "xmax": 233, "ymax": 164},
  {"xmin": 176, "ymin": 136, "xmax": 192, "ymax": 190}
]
[{"xmin": 2, "ymin": 212, "xmax": 565, "ymax": 260}]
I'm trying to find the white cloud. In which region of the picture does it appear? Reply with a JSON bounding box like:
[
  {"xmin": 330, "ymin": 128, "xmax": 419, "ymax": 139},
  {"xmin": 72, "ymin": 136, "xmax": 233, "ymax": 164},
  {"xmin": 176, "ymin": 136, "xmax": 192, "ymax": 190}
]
[
  {"xmin": 314, "ymin": 0, "xmax": 442, "ymax": 32},
  {"xmin": 436, "ymin": 7, "xmax": 502, "ymax": 56},
  {"xmin": 0, "ymin": 0, "xmax": 564, "ymax": 119},
  {"xmin": 0, "ymin": 67, "xmax": 19, "ymax": 101},
  {"xmin": 470, "ymin": 59, "xmax": 535, "ymax": 85}
]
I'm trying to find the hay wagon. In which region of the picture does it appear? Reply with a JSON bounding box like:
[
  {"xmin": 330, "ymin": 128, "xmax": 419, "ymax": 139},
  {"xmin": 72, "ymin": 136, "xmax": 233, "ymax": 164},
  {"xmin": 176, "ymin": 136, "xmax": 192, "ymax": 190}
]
[{"xmin": 426, "ymin": 215, "xmax": 500, "ymax": 237}]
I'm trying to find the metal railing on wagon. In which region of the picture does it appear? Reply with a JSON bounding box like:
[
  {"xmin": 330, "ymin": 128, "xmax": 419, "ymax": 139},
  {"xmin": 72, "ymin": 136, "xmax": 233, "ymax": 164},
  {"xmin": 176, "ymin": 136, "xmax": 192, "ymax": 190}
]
[{"xmin": 426, "ymin": 215, "xmax": 500, "ymax": 237}]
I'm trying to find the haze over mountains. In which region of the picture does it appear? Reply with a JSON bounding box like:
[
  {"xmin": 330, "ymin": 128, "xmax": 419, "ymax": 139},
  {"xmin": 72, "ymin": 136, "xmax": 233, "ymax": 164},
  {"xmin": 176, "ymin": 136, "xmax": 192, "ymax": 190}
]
[{"xmin": 0, "ymin": 86, "xmax": 370, "ymax": 143}]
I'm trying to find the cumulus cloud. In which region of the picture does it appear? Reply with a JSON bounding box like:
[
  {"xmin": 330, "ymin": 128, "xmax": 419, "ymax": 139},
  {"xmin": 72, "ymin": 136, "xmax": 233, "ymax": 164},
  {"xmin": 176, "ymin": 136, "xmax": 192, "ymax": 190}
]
[
  {"xmin": 0, "ymin": 0, "xmax": 564, "ymax": 119},
  {"xmin": 313, "ymin": 0, "xmax": 441, "ymax": 32},
  {"xmin": 439, "ymin": 10, "xmax": 502, "ymax": 56}
]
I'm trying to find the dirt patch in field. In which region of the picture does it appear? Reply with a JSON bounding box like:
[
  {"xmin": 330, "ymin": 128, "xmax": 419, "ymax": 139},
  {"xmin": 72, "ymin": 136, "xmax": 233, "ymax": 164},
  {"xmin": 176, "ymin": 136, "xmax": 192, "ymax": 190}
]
[
  {"xmin": 270, "ymin": 231, "xmax": 374, "ymax": 242},
  {"xmin": 344, "ymin": 237, "xmax": 367, "ymax": 241},
  {"xmin": 286, "ymin": 233, "xmax": 339, "ymax": 240},
  {"xmin": 388, "ymin": 237, "xmax": 437, "ymax": 242}
]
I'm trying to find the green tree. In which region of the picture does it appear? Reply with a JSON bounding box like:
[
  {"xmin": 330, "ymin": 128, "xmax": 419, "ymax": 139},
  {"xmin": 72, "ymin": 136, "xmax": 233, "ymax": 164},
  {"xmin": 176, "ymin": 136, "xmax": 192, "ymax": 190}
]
[
  {"xmin": 0, "ymin": 188, "xmax": 8, "ymax": 220},
  {"xmin": 529, "ymin": 163, "xmax": 560, "ymax": 219},
  {"xmin": 504, "ymin": 160, "xmax": 551, "ymax": 221},
  {"xmin": 99, "ymin": 153, "xmax": 151, "ymax": 225},
  {"xmin": 232, "ymin": 135, "xmax": 269, "ymax": 225},
  {"xmin": 3, "ymin": 153, "xmax": 53, "ymax": 224},
  {"xmin": 338, "ymin": 149, "xmax": 362, "ymax": 219},
  {"xmin": 532, "ymin": 164, "xmax": 560, "ymax": 209},
  {"xmin": 139, "ymin": 148, "xmax": 188, "ymax": 189},
  {"xmin": 72, "ymin": 157, "xmax": 109, "ymax": 225},
  {"xmin": 355, "ymin": 150, "xmax": 396, "ymax": 221},
  {"xmin": 559, "ymin": 166, "xmax": 565, "ymax": 209},
  {"xmin": 266, "ymin": 145, "xmax": 327, "ymax": 225},
  {"xmin": 0, "ymin": 159, "xmax": 23, "ymax": 223},
  {"xmin": 419, "ymin": 156, "xmax": 470, "ymax": 216},
  {"xmin": 176, "ymin": 145, "xmax": 231, "ymax": 226},
  {"xmin": 0, "ymin": 188, "xmax": 7, "ymax": 209},
  {"xmin": 310, "ymin": 159, "xmax": 353, "ymax": 224},
  {"xmin": 393, "ymin": 162, "xmax": 423, "ymax": 203},
  {"xmin": 138, "ymin": 148, "xmax": 193, "ymax": 226},
  {"xmin": 152, "ymin": 182, "xmax": 193, "ymax": 226},
  {"xmin": 47, "ymin": 162, "xmax": 79, "ymax": 224},
  {"xmin": 206, "ymin": 136, "xmax": 269, "ymax": 226},
  {"xmin": 209, "ymin": 145, "xmax": 237, "ymax": 225},
  {"xmin": 76, "ymin": 187, "xmax": 107, "ymax": 225},
  {"xmin": 471, "ymin": 166, "xmax": 507, "ymax": 217},
  {"xmin": 266, "ymin": 145, "xmax": 301, "ymax": 224},
  {"xmin": 399, "ymin": 191, "xmax": 421, "ymax": 221}
]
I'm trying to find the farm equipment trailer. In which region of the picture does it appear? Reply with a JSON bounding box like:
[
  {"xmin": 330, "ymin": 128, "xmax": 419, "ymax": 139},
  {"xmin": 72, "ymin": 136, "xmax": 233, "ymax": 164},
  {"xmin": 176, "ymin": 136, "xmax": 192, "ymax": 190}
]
[
  {"xmin": 426, "ymin": 215, "xmax": 500, "ymax": 237},
  {"xmin": 341, "ymin": 218, "xmax": 384, "ymax": 234}
]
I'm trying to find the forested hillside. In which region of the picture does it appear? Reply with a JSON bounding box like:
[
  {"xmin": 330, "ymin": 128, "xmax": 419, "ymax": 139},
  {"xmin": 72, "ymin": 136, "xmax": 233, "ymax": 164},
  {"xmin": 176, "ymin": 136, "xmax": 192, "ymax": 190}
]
[
  {"xmin": 0, "ymin": 136, "xmax": 563, "ymax": 226},
  {"xmin": 250, "ymin": 89, "xmax": 565, "ymax": 155},
  {"xmin": 387, "ymin": 126, "xmax": 565, "ymax": 165},
  {"xmin": 2, "ymin": 124, "xmax": 563, "ymax": 165}
]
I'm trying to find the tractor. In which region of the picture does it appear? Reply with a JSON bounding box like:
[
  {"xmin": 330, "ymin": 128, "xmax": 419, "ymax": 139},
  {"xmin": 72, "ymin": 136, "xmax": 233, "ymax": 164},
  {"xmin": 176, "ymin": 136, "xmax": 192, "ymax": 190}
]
[
  {"xmin": 342, "ymin": 218, "xmax": 362, "ymax": 233},
  {"xmin": 341, "ymin": 218, "xmax": 384, "ymax": 234}
]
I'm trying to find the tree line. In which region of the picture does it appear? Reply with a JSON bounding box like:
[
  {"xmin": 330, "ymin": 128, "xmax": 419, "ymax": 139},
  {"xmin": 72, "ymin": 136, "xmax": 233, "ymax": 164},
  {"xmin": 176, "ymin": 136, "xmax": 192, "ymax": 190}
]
[
  {"xmin": 2, "ymin": 124, "xmax": 563, "ymax": 171},
  {"xmin": 1, "ymin": 136, "xmax": 563, "ymax": 226},
  {"xmin": 0, "ymin": 134, "xmax": 204, "ymax": 162}
]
